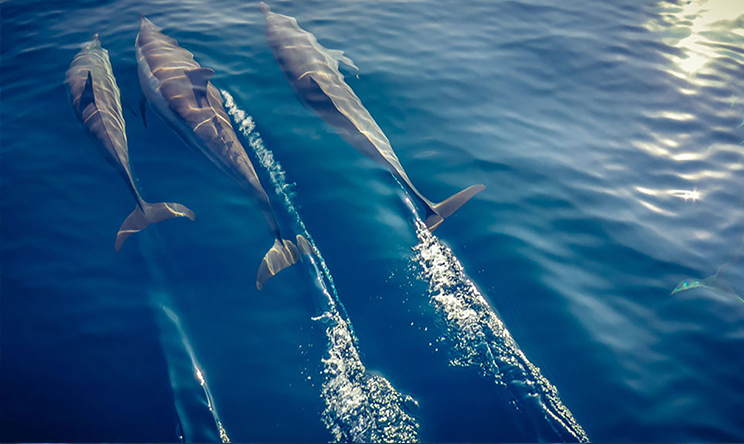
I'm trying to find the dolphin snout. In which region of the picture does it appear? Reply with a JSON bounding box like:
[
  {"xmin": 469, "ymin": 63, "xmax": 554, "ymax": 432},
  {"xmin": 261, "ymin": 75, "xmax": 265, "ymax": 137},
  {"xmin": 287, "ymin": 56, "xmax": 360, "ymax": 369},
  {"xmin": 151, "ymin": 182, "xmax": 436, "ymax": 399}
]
[
  {"xmin": 259, "ymin": 2, "xmax": 271, "ymax": 14},
  {"xmin": 139, "ymin": 14, "xmax": 158, "ymax": 30}
]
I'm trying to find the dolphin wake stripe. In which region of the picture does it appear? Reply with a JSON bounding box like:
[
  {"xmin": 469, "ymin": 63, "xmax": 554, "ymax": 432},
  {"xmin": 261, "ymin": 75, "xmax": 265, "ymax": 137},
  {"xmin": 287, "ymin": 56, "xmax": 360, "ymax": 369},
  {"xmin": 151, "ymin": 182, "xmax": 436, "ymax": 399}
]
[
  {"xmin": 404, "ymin": 197, "xmax": 589, "ymax": 443},
  {"xmin": 222, "ymin": 90, "xmax": 419, "ymax": 443},
  {"xmin": 162, "ymin": 306, "xmax": 231, "ymax": 443},
  {"xmin": 137, "ymin": 231, "xmax": 231, "ymax": 443}
]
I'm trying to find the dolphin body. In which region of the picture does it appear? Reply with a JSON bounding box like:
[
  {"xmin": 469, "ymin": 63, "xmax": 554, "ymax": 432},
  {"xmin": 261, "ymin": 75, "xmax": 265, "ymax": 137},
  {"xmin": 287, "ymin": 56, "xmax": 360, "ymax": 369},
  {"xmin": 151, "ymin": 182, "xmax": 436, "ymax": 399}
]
[
  {"xmin": 673, "ymin": 261, "xmax": 743, "ymax": 303},
  {"xmin": 260, "ymin": 3, "xmax": 485, "ymax": 231},
  {"xmin": 135, "ymin": 16, "xmax": 300, "ymax": 289},
  {"xmin": 66, "ymin": 35, "xmax": 195, "ymax": 252}
]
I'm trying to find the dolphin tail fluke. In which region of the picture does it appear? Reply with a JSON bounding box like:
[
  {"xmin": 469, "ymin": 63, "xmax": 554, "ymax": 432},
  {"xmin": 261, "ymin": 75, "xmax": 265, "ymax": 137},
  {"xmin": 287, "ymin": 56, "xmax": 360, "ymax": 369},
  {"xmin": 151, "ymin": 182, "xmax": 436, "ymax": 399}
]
[
  {"xmin": 296, "ymin": 234, "xmax": 313, "ymax": 256},
  {"xmin": 424, "ymin": 184, "xmax": 486, "ymax": 232},
  {"xmin": 256, "ymin": 238, "xmax": 301, "ymax": 290},
  {"xmin": 115, "ymin": 202, "xmax": 196, "ymax": 252}
]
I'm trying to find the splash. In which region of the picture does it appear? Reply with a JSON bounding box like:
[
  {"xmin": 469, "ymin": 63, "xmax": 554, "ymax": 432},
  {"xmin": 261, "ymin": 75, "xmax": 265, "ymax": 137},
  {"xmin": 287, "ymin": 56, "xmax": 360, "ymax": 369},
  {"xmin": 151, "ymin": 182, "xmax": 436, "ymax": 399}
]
[
  {"xmin": 406, "ymin": 198, "xmax": 589, "ymax": 442},
  {"xmin": 222, "ymin": 90, "xmax": 419, "ymax": 443}
]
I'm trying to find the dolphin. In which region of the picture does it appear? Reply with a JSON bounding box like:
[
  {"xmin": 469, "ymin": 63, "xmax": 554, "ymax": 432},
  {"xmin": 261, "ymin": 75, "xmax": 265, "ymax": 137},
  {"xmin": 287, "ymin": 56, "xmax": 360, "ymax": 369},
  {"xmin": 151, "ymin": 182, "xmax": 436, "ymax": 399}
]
[
  {"xmin": 259, "ymin": 3, "xmax": 485, "ymax": 231},
  {"xmin": 672, "ymin": 257, "xmax": 743, "ymax": 303},
  {"xmin": 65, "ymin": 34, "xmax": 195, "ymax": 252},
  {"xmin": 672, "ymin": 264, "xmax": 735, "ymax": 295},
  {"xmin": 135, "ymin": 16, "xmax": 300, "ymax": 289}
]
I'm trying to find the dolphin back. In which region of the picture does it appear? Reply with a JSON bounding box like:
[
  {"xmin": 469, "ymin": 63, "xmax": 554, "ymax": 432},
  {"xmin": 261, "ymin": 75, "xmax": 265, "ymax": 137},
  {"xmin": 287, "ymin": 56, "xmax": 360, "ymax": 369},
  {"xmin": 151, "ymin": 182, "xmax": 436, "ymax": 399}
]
[{"xmin": 66, "ymin": 35, "xmax": 129, "ymax": 167}]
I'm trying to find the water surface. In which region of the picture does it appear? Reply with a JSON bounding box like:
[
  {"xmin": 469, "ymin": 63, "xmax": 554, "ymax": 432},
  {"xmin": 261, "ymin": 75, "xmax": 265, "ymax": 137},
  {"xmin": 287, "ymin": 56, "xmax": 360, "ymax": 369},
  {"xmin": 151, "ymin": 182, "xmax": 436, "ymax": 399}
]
[{"xmin": 2, "ymin": 0, "xmax": 744, "ymax": 442}]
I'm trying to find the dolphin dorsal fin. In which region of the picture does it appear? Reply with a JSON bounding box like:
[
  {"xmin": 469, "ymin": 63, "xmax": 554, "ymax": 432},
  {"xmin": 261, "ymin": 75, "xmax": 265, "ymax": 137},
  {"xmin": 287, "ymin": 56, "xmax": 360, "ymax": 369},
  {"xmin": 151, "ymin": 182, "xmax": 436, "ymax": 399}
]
[
  {"xmin": 80, "ymin": 71, "xmax": 96, "ymax": 110},
  {"xmin": 184, "ymin": 67, "xmax": 215, "ymax": 108},
  {"xmin": 326, "ymin": 49, "xmax": 359, "ymax": 73}
]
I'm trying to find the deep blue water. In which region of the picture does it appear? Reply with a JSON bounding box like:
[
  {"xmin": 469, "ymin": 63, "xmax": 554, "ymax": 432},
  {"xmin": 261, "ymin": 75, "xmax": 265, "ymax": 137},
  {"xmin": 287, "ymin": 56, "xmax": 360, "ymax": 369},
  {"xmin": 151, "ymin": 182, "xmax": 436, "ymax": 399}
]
[{"xmin": 2, "ymin": 0, "xmax": 744, "ymax": 442}]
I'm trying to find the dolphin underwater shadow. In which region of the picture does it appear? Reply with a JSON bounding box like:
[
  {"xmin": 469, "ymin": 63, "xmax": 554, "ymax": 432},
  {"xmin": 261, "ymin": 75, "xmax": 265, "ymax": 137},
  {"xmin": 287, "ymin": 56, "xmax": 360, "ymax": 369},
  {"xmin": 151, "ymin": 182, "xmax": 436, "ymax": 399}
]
[
  {"xmin": 135, "ymin": 16, "xmax": 302, "ymax": 290},
  {"xmin": 259, "ymin": 3, "xmax": 485, "ymax": 232},
  {"xmin": 65, "ymin": 34, "xmax": 195, "ymax": 252}
]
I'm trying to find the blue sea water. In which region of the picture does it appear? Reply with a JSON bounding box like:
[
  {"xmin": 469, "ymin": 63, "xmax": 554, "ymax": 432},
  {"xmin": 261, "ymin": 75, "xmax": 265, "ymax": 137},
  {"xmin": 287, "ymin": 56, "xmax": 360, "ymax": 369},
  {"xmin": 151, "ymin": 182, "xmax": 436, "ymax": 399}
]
[{"xmin": 2, "ymin": 0, "xmax": 744, "ymax": 442}]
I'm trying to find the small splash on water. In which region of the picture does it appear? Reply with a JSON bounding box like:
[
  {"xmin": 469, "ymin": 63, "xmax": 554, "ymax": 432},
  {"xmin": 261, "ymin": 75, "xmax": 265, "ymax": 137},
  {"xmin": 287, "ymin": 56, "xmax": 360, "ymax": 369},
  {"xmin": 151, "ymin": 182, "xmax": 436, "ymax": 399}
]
[
  {"xmin": 222, "ymin": 90, "xmax": 419, "ymax": 443},
  {"xmin": 406, "ymin": 198, "xmax": 588, "ymax": 442}
]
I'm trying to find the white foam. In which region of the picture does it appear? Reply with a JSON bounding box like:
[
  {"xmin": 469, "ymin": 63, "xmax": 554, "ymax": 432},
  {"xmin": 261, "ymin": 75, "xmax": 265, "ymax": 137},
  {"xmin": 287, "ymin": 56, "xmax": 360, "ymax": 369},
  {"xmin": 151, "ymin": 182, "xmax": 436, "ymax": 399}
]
[
  {"xmin": 408, "ymin": 199, "xmax": 588, "ymax": 442},
  {"xmin": 223, "ymin": 90, "xmax": 419, "ymax": 443}
]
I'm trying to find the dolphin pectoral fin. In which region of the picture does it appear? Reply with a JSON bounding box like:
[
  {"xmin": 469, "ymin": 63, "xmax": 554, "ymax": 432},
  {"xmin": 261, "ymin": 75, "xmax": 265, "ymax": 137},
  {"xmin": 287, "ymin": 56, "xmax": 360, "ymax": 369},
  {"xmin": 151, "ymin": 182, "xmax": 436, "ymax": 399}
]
[
  {"xmin": 139, "ymin": 93, "xmax": 148, "ymax": 128},
  {"xmin": 115, "ymin": 201, "xmax": 195, "ymax": 252},
  {"xmin": 296, "ymin": 234, "xmax": 313, "ymax": 256},
  {"xmin": 80, "ymin": 71, "xmax": 96, "ymax": 110},
  {"xmin": 424, "ymin": 184, "xmax": 485, "ymax": 232},
  {"xmin": 184, "ymin": 67, "xmax": 215, "ymax": 108},
  {"xmin": 256, "ymin": 238, "xmax": 301, "ymax": 290}
]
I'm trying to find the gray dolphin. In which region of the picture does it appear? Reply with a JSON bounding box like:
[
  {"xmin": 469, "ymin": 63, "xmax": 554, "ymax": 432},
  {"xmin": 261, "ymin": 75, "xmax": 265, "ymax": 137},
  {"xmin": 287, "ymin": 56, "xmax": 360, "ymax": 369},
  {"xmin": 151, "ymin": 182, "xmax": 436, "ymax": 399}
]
[
  {"xmin": 66, "ymin": 34, "xmax": 195, "ymax": 252},
  {"xmin": 259, "ymin": 3, "xmax": 485, "ymax": 231},
  {"xmin": 135, "ymin": 16, "xmax": 300, "ymax": 290}
]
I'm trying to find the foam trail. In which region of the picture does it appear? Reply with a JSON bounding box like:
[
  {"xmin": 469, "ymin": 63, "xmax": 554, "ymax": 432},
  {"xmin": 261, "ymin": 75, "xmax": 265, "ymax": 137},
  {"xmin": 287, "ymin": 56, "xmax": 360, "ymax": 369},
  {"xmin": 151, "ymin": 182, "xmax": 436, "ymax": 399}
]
[
  {"xmin": 404, "ymin": 197, "xmax": 588, "ymax": 442},
  {"xmin": 222, "ymin": 90, "xmax": 419, "ymax": 443}
]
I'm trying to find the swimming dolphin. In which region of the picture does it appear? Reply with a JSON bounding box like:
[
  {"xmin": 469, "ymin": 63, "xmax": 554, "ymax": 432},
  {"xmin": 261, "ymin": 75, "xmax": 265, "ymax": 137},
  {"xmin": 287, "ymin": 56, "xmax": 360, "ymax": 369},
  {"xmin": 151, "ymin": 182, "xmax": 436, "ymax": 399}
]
[
  {"xmin": 136, "ymin": 16, "xmax": 300, "ymax": 289},
  {"xmin": 66, "ymin": 34, "xmax": 195, "ymax": 252},
  {"xmin": 259, "ymin": 3, "xmax": 485, "ymax": 231},
  {"xmin": 673, "ymin": 253, "xmax": 743, "ymax": 303},
  {"xmin": 672, "ymin": 264, "xmax": 735, "ymax": 295}
]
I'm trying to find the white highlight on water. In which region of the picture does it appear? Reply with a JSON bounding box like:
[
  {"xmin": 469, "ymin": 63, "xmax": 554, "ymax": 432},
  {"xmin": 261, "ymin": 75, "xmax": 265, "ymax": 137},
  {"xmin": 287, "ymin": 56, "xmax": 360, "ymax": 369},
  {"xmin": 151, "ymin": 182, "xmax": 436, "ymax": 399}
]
[
  {"xmin": 223, "ymin": 90, "xmax": 419, "ymax": 443},
  {"xmin": 142, "ymin": 235, "xmax": 231, "ymax": 443},
  {"xmin": 162, "ymin": 306, "xmax": 231, "ymax": 443},
  {"xmin": 406, "ymin": 198, "xmax": 589, "ymax": 442}
]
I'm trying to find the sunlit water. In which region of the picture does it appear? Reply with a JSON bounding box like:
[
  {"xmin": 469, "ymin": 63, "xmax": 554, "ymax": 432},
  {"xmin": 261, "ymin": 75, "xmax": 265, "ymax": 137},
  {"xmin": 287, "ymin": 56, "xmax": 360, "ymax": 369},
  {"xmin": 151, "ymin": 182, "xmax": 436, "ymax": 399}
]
[{"xmin": 2, "ymin": 0, "xmax": 744, "ymax": 442}]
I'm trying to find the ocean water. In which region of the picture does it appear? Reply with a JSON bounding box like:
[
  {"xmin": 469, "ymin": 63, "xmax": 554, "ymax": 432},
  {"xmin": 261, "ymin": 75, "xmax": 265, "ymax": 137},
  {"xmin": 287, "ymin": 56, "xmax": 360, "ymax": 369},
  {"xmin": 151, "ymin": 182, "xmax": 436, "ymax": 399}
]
[{"xmin": 2, "ymin": 0, "xmax": 743, "ymax": 442}]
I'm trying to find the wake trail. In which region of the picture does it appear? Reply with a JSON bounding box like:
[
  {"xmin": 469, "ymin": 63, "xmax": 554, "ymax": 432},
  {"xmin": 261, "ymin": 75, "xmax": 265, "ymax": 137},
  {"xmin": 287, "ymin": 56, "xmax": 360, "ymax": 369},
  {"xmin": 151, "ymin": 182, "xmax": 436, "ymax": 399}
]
[
  {"xmin": 138, "ymin": 233, "xmax": 231, "ymax": 443},
  {"xmin": 223, "ymin": 90, "xmax": 419, "ymax": 443},
  {"xmin": 161, "ymin": 305, "xmax": 231, "ymax": 442},
  {"xmin": 404, "ymin": 197, "xmax": 589, "ymax": 442}
]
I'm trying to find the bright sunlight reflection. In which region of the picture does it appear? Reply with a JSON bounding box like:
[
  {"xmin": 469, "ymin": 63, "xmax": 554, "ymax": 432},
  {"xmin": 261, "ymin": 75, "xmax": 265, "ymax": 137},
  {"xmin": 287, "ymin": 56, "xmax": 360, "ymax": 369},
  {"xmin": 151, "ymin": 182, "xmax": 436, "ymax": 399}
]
[
  {"xmin": 671, "ymin": 188, "xmax": 701, "ymax": 202},
  {"xmin": 649, "ymin": 0, "xmax": 744, "ymax": 76}
]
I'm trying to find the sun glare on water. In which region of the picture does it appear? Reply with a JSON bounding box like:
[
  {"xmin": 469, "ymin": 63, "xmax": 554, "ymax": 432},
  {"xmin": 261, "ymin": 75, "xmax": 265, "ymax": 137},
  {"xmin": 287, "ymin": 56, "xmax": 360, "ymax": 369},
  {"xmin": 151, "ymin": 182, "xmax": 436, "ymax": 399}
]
[{"xmin": 648, "ymin": 0, "xmax": 744, "ymax": 77}]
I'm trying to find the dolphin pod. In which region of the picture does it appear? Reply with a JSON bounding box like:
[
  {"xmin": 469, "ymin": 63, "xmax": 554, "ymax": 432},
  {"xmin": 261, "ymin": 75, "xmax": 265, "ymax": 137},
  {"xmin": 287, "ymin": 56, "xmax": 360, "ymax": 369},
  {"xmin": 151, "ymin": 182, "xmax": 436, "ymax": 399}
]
[
  {"xmin": 68, "ymin": 9, "xmax": 483, "ymax": 287},
  {"xmin": 259, "ymin": 3, "xmax": 485, "ymax": 231},
  {"xmin": 65, "ymin": 34, "xmax": 195, "ymax": 252},
  {"xmin": 135, "ymin": 16, "xmax": 300, "ymax": 290}
]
